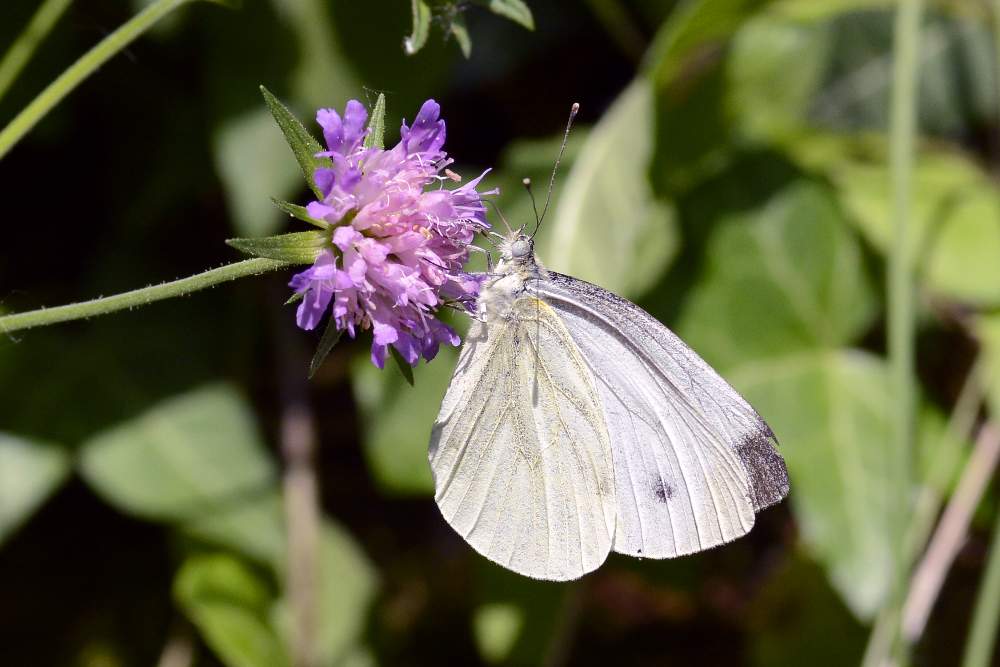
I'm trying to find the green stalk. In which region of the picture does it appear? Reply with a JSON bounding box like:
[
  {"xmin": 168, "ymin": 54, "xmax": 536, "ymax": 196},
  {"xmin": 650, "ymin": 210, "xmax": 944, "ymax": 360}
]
[
  {"xmin": 962, "ymin": 505, "xmax": 1000, "ymax": 667},
  {"xmin": 0, "ymin": 0, "xmax": 73, "ymax": 102},
  {"xmin": 0, "ymin": 258, "xmax": 290, "ymax": 334},
  {"xmin": 0, "ymin": 0, "xmax": 204, "ymax": 161},
  {"xmin": 883, "ymin": 0, "xmax": 924, "ymax": 664}
]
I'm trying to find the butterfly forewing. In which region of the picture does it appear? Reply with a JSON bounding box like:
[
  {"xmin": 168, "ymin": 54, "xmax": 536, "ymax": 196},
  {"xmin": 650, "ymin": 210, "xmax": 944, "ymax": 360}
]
[
  {"xmin": 533, "ymin": 272, "xmax": 789, "ymax": 559},
  {"xmin": 429, "ymin": 296, "xmax": 617, "ymax": 581}
]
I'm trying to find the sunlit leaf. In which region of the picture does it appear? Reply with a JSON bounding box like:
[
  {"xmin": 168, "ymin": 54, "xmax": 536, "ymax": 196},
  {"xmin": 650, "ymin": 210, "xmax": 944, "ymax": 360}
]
[
  {"xmin": 977, "ymin": 314, "xmax": 1000, "ymax": 418},
  {"xmin": 271, "ymin": 198, "xmax": 330, "ymax": 229},
  {"xmin": 674, "ymin": 180, "xmax": 877, "ymax": 368},
  {"xmin": 450, "ymin": 14, "xmax": 472, "ymax": 58},
  {"xmin": 175, "ymin": 553, "xmax": 288, "ymax": 667},
  {"xmin": 0, "ymin": 433, "xmax": 70, "ymax": 546},
  {"xmin": 78, "ymin": 384, "xmax": 282, "ymax": 561},
  {"xmin": 363, "ymin": 93, "xmax": 386, "ymax": 150},
  {"xmin": 547, "ymin": 79, "xmax": 677, "ymax": 299},
  {"xmin": 259, "ymin": 86, "xmax": 330, "ymax": 199},
  {"xmin": 483, "ymin": 0, "xmax": 534, "ymax": 30},
  {"xmin": 226, "ymin": 230, "xmax": 326, "ymax": 263},
  {"xmin": 404, "ymin": 0, "xmax": 432, "ymax": 55},
  {"xmin": 788, "ymin": 133, "xmax": 1000, "ymax": 306},
  {"xmin": 474, "ymin": 603, "xmax": 524, "ymax": 664}
]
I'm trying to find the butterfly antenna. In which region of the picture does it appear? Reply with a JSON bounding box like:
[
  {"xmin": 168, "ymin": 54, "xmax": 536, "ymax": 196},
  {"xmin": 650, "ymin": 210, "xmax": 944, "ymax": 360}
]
[
  {"xmin": 532, "ymin": 102, "xmax": 579, "ymax": 238},
  {"xmin": 486, "ymin": 199, "xmax": 515, "ymax": 236}
]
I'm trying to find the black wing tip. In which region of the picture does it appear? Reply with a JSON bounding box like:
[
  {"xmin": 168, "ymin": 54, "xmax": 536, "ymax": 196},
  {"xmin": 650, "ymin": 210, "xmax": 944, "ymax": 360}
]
[{"xmin": 737, "ymin": 428, "xmax": 790, "ymax": 512}]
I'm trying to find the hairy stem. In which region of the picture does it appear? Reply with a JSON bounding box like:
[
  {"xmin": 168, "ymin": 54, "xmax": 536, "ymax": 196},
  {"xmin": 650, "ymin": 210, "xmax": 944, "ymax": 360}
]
[{"xmin": 0, "ymin": 258, "xmax": 291, "ymax": 334}]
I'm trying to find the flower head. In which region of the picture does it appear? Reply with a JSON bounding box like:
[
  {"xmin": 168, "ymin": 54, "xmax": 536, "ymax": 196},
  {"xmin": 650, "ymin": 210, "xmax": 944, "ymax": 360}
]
[{"xmin": 289, "ymin": 99, "xmax": 494, "ymax": 368}]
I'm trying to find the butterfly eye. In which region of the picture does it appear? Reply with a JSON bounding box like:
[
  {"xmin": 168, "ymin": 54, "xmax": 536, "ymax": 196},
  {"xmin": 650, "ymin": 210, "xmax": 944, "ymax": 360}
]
[{"xmin": 511, "ymin": 239, "xmax": 530, "ymax": 258}]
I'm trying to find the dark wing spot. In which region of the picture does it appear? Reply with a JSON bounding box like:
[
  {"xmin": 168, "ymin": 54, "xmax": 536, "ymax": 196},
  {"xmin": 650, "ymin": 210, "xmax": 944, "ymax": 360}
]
[{"xmin": 652, "ymin": 477, "xmax": 674, "ymax": 504}]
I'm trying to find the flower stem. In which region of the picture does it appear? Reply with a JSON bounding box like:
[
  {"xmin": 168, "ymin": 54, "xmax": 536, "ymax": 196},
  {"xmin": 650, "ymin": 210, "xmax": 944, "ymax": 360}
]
[
  {"xmin": 0, "ymin": 0, "xmax": 202, "ymax": 161},
  {"xmin": 962, "ymin": 496, "xmax": 1000, "ymax": 667},
  {"xmin": 873, "ymin": 0, "xmax": 924, "ymax": 665},
  {"xmin": 0, "ymin": 258, "xmax": 291, "ymax": 334},
  {"xmin": 0, "ymin": 0, "xmax": 73, "ymax": 102}
]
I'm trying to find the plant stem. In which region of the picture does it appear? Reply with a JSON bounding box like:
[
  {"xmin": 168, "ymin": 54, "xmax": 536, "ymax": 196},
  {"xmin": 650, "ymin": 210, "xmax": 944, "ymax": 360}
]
[
  {"xmin": 884, "ymin": 0, "xmax": 924, "ymax": 664},
  {"xmin": 962, "ymin": 499, "xmax": 1000, "ymax": 667},
  {"xmin": 0, "ymin": 0, "xmax": 73, "ymax": 102},
  {"xmin": 0, "ymin": 0, "xmax": 202, "ymax": 161},
  {"xmin": 0, "ymin": 258, "xmax": 290, "ymax": 334}
]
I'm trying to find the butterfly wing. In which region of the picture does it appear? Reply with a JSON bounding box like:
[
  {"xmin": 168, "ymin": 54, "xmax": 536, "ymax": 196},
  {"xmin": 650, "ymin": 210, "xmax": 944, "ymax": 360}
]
[
  {"xmin": 429, "ymin": 296, "xmax": 617, "ymax": 581},
  {"xmin": 534, "ymin": 272, "xmax": 789, "ymax": 559}
]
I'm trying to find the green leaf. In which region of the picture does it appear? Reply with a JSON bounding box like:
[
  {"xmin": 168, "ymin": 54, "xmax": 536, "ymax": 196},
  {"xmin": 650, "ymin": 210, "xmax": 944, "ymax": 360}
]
[
  {"xmin": 389, "ymin": 347, "xmax": 415, "ymax": 386},
  {"xmin": 271, "ymin": 198, "xmax": 329, "ymax": 229},
  {"xmin": 729, "ymin": 349, "xmax": 897, "ymax": 619},
  {"xmin": 285, "ymin": 292, "xmax": 305, "ymax": 306},
  {"xmin": 259, "ymin": 85, "xmax": 331, "ymax": 200},
  {"xmin": 363, "ymin": 93, "xmax": 386, "ymax": 150},
  {"xmin": 546, "ymin": 79, "xmax": 677, "ymax": 299},
  {"xmin": 351, "ymin": 347, "xmax": 463, "ymax": 495},
  {"xmin": 226, "ymin": 230, "xmax": 327, "ymax": 263},
  {"xmin": 215, "ymin": 107, "xmax": 304, "ymax": 237},
  {"xmin": 673, "ymin": 180, "xmax": 877, "ymax": 368},
  {"xmin": 474, "ymin": 603, "xmax": 524, "ymax": 663},
  {"xmin": 78, "ymin": 384, "xmax": 283, "ymax": 562},
  {"xmin": 175, "ymin": 553, "xmax": 289, "ymax": 667},
  {"xmin": 308, "ymin": 317, "xmax": 344, "ymax": 379},
  {"xmin": 788, "ymin": 133, "xmax": 1000, "ymax": 306},
  {"xmin": 485, "ymin": 0, "xmax": 534, "ymax": 30},
  {"xmin": 404, "ymin": 0, "xmax": 432, "ymax": 55},
  {"xmin": 0, "ymin": 433, "xmax": 71, "ymax": 546},
  {"xmin": 450, "ymin": 14, "xmax": 472, "ymax": 58}
]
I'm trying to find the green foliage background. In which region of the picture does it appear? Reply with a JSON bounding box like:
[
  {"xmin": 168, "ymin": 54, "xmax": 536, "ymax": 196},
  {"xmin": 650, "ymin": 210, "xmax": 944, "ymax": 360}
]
[{"xmin": 2, "ymin": 0, "xmax": 1000, "ymax": 665}]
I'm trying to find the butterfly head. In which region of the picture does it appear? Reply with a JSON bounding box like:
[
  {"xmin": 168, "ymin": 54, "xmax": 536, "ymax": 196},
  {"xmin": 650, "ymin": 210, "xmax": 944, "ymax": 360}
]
[{"xmin": 500, "ymin": 232, "xmax": 534, "ymax": 263}]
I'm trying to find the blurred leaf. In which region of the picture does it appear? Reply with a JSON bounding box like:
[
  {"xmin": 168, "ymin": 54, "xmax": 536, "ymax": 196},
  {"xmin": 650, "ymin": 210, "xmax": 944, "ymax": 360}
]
[
  {"xmin": 769, "ymin": 0, "xmax": 894, "ymax": 22},
  {"xmin": 0, "ymin": 433, "xmax": 70, "ymax": 546},
  {"xmin": 215, "ymin": 107, "xmax": 304, "ymax": 237},
  {"xmin": 259, "ymin": 85, "xmax": 330, "ymax": 200},
  {"xmin": 727, "ymin": 13, "xmax": 833, "ymax": 141},
  {"xmin": 450, "ymin": 14, "xmax": 472, "ymax": 58},
  {"xmin": 789, "ymin": 133, "xmax": 1000, "ymax": 305},
  {"xmin": 646, "ymin": 0, "xmax": 775, "ymax": 90},
  {"xmin": 674, "ymin": 180, "xmax": 877, "ymax": 368},
  {"xmin": 363, "ymin": 93, "xmax": 386, "ymax": 150},
  {"xmin": 473, "ymin": 603, "xmax": 524, "ymax": 664},
  {"xmin": 271, "ymin": 198, "xmax": 330, "ymax": 229},
  {"xmin": 481, "ymin": 0, "xmax": 534, "ymax": 30},
  {"xmin": 351, "ymin": 347, "xmax": 463, "ymax": 495},
  {"xmin": 79, "ymin": 384, "xmax": 282, "ymax": 561},
  {"xmin": 226, "ymin": 230, "xmax": 326, "ymax": 263},
  {"xmin": 548, "ymin": 79, "xmax": 677, "ymax": 299},
  {"xmin": 977, "ymin": 314, "xmax": 1000, "ymax": 418},
  {"xmin": 404, "ymin": 0, "xmax": 432, "ymax": 55},
  {"xmin": 175, "ymin": 553, "xmax": 289, "ymax": 667},
  {"xmin": 728, "ymin": 349, "xmax": 895, "ymax": 619},
  {"xmin": 306, "ymin": 522, "xmax": 379, "ymax": 664},
  {"xmin": 309, "ymin": 318, "xmax": 345, "ymax": 379}
]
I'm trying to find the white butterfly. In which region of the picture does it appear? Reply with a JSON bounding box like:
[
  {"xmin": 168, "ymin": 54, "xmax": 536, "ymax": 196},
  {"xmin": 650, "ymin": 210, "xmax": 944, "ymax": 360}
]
[{"xmin": 428, "ymin": 231, "xmax": 789, "ymax": 581}]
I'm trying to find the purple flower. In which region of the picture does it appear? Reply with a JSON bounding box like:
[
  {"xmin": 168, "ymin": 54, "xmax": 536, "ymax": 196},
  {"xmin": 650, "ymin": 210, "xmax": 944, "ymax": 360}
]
[{"xmin": 289, "ymin": 99, "xmax": 494, "ymax": 368}]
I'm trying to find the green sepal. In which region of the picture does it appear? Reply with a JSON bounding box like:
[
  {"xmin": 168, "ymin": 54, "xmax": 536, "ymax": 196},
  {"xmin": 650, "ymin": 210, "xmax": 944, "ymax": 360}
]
[
  {"xmin": 285, "ymin": 292, "xmax": 304, "ymax": 306},
  {"xmin": 309, "ymin": 317, "xmax": 344, "ymax": 379},
  {"xmin": 364, "ymin": 94, "xmax": 387, "ymax": 150},
  {"xmin": 449, "ymin": 14, "xmax": 472, "ymax": 58},
  {"xmin": 226, "ymin": 230, "xmax": 327, "ymax": 264},
  {"xmin": 482, "ymin": 0, "xmax": 534, "ymax": 30},
  {"xmin": 271, "ymin": 197, "xmax": 329, "ymax": 229},
  {"xmin": 259, "ymin": 85, "xmax": 330, "ymax": 199},
  {"xmin": 404, "ymin": 0, "xmax": 432, "ymax": 55},
  {"xmin": 389, "ymin": 347, "xmax": 415, "ymax": 386}
]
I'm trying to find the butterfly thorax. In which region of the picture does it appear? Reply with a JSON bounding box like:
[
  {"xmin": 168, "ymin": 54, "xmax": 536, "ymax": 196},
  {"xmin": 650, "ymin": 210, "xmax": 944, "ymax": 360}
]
[{"xmin": 478, "ymin": 234, "xmax": 548, "ymax": 322}]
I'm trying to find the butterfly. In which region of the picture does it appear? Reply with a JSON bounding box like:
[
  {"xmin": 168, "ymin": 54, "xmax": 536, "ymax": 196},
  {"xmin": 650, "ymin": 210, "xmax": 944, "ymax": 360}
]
[{"xmin": 427, "ymin": 105, "xmax": 789, "ymax": 581}]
